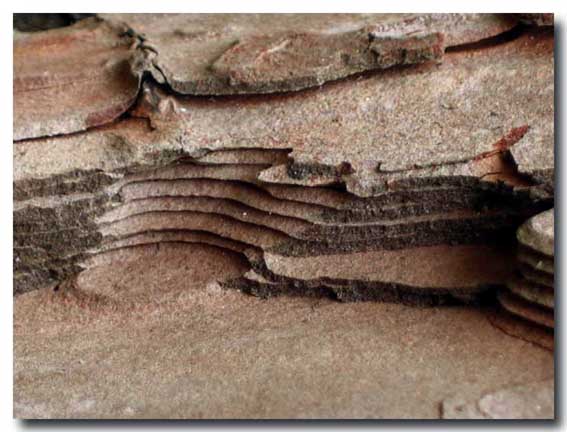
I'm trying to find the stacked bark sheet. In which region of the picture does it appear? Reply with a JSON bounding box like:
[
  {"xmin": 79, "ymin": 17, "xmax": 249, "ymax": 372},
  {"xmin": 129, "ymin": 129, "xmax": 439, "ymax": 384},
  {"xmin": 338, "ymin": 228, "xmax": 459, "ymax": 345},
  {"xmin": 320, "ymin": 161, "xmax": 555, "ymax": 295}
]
[
  {"xmin": 13, "ymin": 14, "xmax": 554, "ymax": 305},
  {"xmin": 495, "ymin": 209, "xmax": 555, "ymax": 348},
  {"xmin": 82, "ymin": 153, "xmax": 547, "ymax": 304}
]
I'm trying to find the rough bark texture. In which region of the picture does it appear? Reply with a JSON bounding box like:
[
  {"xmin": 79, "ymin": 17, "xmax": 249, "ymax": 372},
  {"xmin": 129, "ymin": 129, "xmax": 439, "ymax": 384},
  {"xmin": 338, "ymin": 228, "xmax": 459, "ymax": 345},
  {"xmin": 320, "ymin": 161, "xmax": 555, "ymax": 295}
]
[
  {"xmin": 13, "ymin": 13, "xmax": 555, "ymax": 419},
  {"xmin": 14, "ymin": 26, "xmax": 554, "ymax": 299}
]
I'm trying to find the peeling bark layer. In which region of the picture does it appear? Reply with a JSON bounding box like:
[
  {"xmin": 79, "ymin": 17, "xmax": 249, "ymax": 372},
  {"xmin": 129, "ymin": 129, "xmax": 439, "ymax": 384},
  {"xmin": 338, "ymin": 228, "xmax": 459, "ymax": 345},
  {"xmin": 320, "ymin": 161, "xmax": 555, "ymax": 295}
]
[
  {"xmin": 99, "ymin": 13, "xmax": 520, "ymax": 95},
  {"xmin": 13, "ymin": 18, "xmax": 142, "ymax": 140}
]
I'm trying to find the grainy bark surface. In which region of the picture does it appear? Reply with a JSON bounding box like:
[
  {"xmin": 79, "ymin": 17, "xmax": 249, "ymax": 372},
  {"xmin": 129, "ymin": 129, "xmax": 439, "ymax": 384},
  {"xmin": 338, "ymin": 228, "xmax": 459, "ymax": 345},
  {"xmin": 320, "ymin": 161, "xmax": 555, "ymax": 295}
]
[
  {"xmin": 13, "ymin": 13, "xmax": 555, "ymax": 419},
  {"xmin": 14, "ymin": 277, "xmax": 554, "ymax": 419}
]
